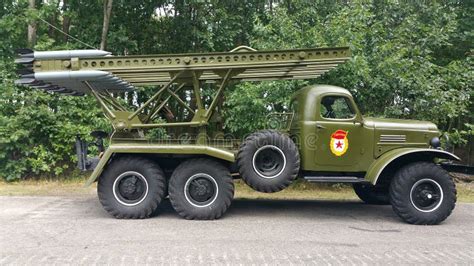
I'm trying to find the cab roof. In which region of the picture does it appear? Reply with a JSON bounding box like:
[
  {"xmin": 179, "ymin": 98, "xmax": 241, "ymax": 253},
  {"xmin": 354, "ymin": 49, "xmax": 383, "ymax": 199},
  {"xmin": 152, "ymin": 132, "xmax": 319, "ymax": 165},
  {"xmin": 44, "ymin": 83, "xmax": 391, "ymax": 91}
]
[{"xmin": 292, "ymin": 84, "xmax": 352, "ymax": 100}]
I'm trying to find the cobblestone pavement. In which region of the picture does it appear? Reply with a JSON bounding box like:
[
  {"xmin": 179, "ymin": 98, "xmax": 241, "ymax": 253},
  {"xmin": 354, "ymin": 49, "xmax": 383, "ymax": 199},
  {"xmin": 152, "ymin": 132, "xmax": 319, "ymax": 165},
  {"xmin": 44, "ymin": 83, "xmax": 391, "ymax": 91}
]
[{"xmin": 0, "ymin": 196, "xmax": 473, "ymax": 265}]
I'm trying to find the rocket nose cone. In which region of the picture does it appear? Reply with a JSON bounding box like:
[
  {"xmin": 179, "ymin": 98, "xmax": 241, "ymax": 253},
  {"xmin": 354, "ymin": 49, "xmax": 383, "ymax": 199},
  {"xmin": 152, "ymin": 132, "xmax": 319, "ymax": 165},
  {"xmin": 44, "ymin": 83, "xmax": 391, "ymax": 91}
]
[
  {"xmin": 15, "ymin": 78, "xmax": 36, "ymax": 85},
  {"xmin": 15, "ymin": 57, "xmax": 34, "ymax": 64}
]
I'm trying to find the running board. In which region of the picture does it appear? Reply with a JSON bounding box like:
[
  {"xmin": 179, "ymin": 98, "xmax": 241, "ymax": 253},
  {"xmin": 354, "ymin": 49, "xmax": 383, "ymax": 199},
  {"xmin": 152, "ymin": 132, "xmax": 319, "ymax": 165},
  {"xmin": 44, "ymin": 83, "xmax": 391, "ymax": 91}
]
[{"xmin": 303, "ymin": 176, "xmax": 366, "ymax": 183}]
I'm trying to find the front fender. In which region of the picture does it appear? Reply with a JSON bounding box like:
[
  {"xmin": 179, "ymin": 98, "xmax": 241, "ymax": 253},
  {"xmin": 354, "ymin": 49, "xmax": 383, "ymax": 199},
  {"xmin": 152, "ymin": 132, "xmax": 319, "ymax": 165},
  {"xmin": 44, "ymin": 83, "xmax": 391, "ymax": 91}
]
[{"xmin": 365, "ymin": 148, "xmax": 460, "ymax": 185}]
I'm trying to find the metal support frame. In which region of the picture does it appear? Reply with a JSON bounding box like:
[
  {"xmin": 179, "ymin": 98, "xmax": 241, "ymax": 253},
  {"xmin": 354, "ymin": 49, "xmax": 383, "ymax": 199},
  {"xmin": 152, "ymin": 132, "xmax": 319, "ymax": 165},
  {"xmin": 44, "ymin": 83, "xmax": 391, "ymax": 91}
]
[
  {"xmin": 192, "ymin": 71, "xmax": 204, "ymax": 110},
  {"xmin": 146, "ymin": 83, "xmax": 186, "ymax": 123},
  {"xmin": 98, "ymin": 92, "xmax": 126, "ymax": 111},
  {"xmin": 118, "ymin": 69, "xmax": 235, "ymax": 130},
  {"xmin": 128, "ymin": 71, "xmax": 183, "ymax": 121},
  {"xmin": 80, "ymin": 68, "xmax": 236, "ymax": 133},
  {"xmin": 166, "ymin": 86, "xmax": 195, "ymax": 115},
  {"xmin": 132, "ymin": 70, "xmax": 234, "ymax": 129},
  {"xmin": 205, "ymin": 69, "xmax": 233, "ymax": 119},
  {"xmin": 84, "ymin": 81, "xmax": 116, "ymax": 119},
  {"xmin": 104, "ymin": 90, "xmax": 127, "ymax": 111},
  {"xmin": 131, "ymin": 121, "xmax": 202, "ymax": 128}
]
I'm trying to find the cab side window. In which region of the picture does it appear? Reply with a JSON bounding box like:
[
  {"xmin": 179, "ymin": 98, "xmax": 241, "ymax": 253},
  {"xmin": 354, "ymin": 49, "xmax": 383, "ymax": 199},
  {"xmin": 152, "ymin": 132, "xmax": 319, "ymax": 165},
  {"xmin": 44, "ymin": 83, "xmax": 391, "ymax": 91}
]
[{"xmin": 320, "ymin": 96, "xmax": 355, "ymax": 119}]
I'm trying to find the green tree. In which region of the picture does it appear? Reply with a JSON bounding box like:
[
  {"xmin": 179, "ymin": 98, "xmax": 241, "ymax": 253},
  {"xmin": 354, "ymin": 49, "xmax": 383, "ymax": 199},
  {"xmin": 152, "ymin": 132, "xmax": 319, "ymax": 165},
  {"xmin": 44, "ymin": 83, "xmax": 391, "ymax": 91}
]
[
  {"xmin": 224, "ymin": 1, "xmax": 473, "ymax": 149},
  {"xmin": 0, "ymin": 0, "xmax": 472, "ymax": 180}
]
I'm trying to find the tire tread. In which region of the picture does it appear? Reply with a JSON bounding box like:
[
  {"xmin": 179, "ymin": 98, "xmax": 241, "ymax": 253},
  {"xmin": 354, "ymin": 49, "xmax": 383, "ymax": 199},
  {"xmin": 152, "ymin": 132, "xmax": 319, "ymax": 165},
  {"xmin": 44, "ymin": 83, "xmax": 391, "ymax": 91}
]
[
  {"xmin": 97, "ymin": 156, "xmax": 166, "ymax": 219},
  {"xmin": 168, "ymin": 158, "xmax": 234, "ymax": 220},
  {"xmin": 389, "ymin": 162, "xmax": 456, "ymax": 225},
  {"xmin": 236, "ymin": 130, "xmax": 300, "ymax": 193}
]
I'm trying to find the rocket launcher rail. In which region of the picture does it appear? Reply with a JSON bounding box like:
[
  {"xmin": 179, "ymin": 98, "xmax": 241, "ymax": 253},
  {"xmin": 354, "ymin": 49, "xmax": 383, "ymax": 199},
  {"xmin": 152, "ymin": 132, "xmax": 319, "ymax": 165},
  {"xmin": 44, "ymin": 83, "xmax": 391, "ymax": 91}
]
[{"xmin": 14, "ymin": 46, "xmax": 350, "ymax": 132}]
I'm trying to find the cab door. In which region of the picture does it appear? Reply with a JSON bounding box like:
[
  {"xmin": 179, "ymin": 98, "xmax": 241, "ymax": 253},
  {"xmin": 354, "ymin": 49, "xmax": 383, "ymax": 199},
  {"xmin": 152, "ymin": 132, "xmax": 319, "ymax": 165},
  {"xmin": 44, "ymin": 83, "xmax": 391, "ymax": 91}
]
[{"xmin": 313, "ymin": 94, "xmax": 367, "ymax": 169}]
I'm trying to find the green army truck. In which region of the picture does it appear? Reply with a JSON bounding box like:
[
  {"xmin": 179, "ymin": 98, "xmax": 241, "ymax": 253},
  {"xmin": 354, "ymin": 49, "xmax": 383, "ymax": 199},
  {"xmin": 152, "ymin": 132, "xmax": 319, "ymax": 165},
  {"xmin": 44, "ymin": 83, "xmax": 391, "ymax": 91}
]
[{"xmin": 15, "ymin": 46, "xmax": 463, "ymax": 224}]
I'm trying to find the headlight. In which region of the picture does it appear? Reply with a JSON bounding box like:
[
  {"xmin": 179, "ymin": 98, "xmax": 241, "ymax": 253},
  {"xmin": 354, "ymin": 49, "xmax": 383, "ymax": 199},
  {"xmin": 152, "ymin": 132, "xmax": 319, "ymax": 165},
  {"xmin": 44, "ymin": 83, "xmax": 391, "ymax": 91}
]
[{"xmin": 430, "ymin": 137, "xmax": 441, "ymax": 148}]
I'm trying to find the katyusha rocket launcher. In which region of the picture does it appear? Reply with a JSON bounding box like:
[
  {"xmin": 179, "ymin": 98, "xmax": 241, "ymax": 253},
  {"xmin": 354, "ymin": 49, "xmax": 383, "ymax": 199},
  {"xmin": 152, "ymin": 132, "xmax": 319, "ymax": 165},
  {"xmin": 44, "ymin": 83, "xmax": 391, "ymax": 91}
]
[
  {"xmin": 14, "ymin": 46, "xmax": 350, "ymax": 129},
  {"xmin": 14, "ymin": 46, "xmax": 350, "ymax": 94}
]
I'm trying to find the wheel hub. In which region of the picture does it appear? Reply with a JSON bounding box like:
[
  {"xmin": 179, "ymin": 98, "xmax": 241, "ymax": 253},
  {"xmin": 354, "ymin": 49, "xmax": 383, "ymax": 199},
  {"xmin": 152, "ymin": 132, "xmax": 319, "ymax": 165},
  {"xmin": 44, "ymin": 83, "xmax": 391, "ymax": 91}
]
[
  {"xmin": 252, "ymin": 145, "xmax": 286, "ymax": 179},
  {"xmin": 410, "ymin": 179, "xmax": 443, "ymax": 212},
  {"xmin": 119, "ymin": 176, "xmax": 144, "ymax": 200},
  {"xmin": 113, "ymin": 171, "xmax": 149, "ymax": 206},
  {"xmin": 190, "ymin": 179, "xmax": 214, "ymax": 201},
  {"xmin": 184, "ymin": 174, "xmax": 219, "ymax": 208},
  {"xmin": 420, "ymin": 189, "xmax": 436, "ymax": 200}
]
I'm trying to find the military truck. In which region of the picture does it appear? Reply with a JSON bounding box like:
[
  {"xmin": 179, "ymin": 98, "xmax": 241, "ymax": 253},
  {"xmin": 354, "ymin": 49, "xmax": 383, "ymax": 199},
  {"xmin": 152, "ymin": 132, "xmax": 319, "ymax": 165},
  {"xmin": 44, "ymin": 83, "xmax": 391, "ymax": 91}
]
[{"xmin": 15, "ymin": 46, "xmax": 462, "ymax": 224}]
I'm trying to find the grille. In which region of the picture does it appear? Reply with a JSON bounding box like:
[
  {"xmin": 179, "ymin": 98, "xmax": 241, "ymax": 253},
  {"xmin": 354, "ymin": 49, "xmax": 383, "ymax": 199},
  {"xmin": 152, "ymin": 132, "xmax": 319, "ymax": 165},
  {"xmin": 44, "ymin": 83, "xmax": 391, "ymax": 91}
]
[{"xmin": 379, "ymin": 135, "xmax": 406, "ymax": 143}]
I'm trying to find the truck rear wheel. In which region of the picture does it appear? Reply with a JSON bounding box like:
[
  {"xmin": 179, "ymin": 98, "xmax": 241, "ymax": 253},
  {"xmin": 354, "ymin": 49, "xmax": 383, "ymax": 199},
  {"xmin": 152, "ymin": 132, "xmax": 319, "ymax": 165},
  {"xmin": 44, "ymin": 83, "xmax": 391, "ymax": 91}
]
[
  {"xmin": 353, "ymin": 183, "xmax": 390, "ymax": 205},
  {"xmin": 168, "ymin": 158, "xmax": 234, "ymax": 220},
  {"xmin": 390, "ymin": 162, "xmax": 456, "ymax": 225},
  {"xmin": 237, "ymin": 130, "xmax": 300, "ymax": 193},
  {"xmin": 97, "ymin": 156, "xmax": 166, "ymax": 219}
]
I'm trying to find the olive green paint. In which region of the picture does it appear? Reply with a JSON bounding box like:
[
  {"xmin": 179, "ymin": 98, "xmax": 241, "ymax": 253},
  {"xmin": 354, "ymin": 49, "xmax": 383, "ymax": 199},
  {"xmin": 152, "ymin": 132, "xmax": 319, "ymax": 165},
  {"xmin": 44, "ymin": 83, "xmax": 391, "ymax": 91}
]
[
  {"xmin": 84, "ymin": 143, "xmax": 236, "ymax": 187},
  {"xmin": 22, "ymin": 46, "xmax": 459, "ymax": 186},
  {"xmin": 289, "ymin": 85, "xmax": 458, "ymax": 175},
  {"xmin": 84, "ymin": 84, "xmax": 459, "ymax": 187},
  {"xmin": 364, "ymin": 148, "xmax": 461, "ymax": 184}
]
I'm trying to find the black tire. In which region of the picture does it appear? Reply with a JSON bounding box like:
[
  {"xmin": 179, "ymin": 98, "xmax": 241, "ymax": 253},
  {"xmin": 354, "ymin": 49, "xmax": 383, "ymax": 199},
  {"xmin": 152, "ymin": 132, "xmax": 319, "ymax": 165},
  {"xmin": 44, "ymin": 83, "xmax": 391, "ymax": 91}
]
[
  {"xmin": 168, "ymin": 158, "xmax": 234, "ymax": 220},
  {"xmin": 163, "ymin": 174, "xmax": 169, "ymax": 199},
  {"xmin": 237, "ymin": 130, "xmax": 300, "ymax": 193},
  {"xmin": 390, "ymin": 162, "xmax": 456, "ymax": 225},
  {"xmin": 97, "ymin": 156, "xmax": 166, "ymax": 219},
  {"xmin": 353, "ymin": 183, "xmax": 390, "ymax": 205}
]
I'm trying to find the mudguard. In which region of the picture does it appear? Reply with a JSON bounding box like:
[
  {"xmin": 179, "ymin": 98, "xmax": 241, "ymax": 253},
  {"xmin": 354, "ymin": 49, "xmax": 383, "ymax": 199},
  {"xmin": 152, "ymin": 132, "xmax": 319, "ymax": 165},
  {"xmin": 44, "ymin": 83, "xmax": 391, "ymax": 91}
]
[
  {"xmin": 84, "ymin": 144, "xmax": 235, "ymax": 187},
  {"xmin": 365, "ymin": 148, "xmax": 460, "ymax": 185}
]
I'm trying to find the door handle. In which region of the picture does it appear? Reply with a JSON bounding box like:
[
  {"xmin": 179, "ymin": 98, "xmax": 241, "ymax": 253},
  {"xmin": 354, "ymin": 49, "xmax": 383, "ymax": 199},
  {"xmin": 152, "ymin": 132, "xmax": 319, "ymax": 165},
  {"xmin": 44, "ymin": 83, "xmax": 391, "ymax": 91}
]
[{"xmin": 316, "ymin": 123, "xmax": 326, "ymax": 129}]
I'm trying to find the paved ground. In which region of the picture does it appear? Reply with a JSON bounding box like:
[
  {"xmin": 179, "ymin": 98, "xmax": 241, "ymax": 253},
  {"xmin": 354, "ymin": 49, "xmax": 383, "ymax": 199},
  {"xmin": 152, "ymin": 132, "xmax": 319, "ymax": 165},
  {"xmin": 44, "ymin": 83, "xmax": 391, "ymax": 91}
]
[{"xmin": 0, "ymin": 196, "xmax": 473, "ymax": 265}]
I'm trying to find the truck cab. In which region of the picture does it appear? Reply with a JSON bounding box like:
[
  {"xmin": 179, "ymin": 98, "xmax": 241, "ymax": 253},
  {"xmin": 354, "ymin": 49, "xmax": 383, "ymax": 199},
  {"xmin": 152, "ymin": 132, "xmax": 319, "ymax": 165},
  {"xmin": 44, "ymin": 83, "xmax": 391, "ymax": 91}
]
[{"xmin": 290, "ymin": 85, "xmax": 443, "ymax": 177}]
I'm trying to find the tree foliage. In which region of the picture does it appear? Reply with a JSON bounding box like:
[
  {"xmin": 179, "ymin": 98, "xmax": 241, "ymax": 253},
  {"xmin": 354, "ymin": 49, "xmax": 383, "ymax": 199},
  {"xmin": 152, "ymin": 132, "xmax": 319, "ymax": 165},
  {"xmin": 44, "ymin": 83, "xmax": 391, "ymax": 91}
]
[{"xmin": 0, "ymin": 0, "xmax": 472, "ymax": 180}]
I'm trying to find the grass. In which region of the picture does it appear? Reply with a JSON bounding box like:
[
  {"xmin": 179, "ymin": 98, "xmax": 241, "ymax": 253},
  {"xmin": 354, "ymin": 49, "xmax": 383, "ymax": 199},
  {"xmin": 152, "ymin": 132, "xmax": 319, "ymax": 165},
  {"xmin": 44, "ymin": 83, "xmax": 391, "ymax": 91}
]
[
  {"xmin": 1, "ymin": 177, "xmax": 473, "ymax": 203},
  {"xmin": 0, "ymin": 177, "xmax": 96, "ymax": 197},
  {"xmin": 234, "ymin": 180, "xmax": 358, "ymax": 200}
]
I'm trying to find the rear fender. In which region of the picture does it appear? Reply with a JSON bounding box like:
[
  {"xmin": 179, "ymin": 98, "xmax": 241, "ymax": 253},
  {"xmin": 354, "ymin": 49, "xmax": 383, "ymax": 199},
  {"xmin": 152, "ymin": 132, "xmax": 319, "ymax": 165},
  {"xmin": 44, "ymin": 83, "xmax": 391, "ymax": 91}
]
[
  {"xmin": 84, "ymin": 144, "xmax": 235, "ymax": 187},
  {"xmin": 365, "ymin": 148, "xmax": 460, "ymax": 185}
]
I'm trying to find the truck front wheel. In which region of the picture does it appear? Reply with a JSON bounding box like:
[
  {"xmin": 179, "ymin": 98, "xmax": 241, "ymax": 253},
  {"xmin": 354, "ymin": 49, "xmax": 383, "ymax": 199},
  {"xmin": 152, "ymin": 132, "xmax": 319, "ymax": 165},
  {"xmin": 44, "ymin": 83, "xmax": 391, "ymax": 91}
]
[
  {"xmin": 390, "ymin": 162, "xmax": 456, "ymax": 225},
  {"xmin": 97, "ymin": 156, "xmax": 167, "ymax": 219},
  {"xmin": 168, "ymin": 158, "xmax": 234, "ymax": 220}
]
